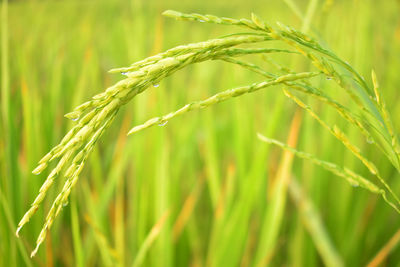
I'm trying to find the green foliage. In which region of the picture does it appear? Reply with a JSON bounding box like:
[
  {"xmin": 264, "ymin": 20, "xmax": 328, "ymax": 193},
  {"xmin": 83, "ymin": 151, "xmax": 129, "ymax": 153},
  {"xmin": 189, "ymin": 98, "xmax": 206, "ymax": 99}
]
[{"xmin": 2, "ymin": 0, "xmax": 400, "ymax": 266}]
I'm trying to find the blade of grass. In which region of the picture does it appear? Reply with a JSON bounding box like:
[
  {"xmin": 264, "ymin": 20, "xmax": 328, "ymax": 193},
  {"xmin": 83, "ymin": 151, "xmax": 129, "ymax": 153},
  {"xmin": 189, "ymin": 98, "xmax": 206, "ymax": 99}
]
[
  {"xmin": 172, "ymin": 177, "xmax": 204, "ymax": 242},
  {"xmin": 282, "ymin": 0, "xmax": 304, "ymax": 21},
  {"xmin": 82, "ymin": 181, "xmax": 119, "ymax": 266},
  {"xmin": 366, "ymin": 227, "xmax": 400, "ymax": 267},
  {"xmin": 301, "ymin": 0, "xmax": 319, "ymax": 32},
  {"xmin": 0, "ymin": 188, "xmax": 33, "ymax": 267},
  {"xmin": 289, "ymin": 178, "xmax": 344, "ymax": 267},
  {"xmin": 71, "ymin": 194, "xmax": 84, "ymax": 267},
  {"xmin": 84, "ymin": 213, "xmax": 119, "ymax": 266},
  {"xmin": 131, "ymin": 210, "xmax": 170, "ymax": 267},
  {"xmin": 254, "ymin": 109, "xmax": 303, "ymax": 266}
]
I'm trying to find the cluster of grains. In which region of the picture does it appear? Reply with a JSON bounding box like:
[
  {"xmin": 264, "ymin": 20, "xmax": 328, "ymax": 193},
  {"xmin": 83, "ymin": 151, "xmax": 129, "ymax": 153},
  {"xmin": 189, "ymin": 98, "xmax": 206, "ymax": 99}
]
[{"xmin": 17, "ymin": 10, "xmax": 400, "ymax": 257}]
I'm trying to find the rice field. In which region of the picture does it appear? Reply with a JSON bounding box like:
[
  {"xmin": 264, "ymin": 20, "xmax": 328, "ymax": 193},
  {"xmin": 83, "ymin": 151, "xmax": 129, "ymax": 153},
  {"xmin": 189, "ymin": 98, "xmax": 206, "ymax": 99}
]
[{"xmin": 1, "ymin": 0, "xmax": 400, "ymax": 266}]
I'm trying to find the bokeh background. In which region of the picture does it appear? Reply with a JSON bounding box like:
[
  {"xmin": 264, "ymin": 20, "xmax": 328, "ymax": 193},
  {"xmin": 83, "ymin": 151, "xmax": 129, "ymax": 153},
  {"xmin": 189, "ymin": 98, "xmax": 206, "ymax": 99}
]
[{"xmin": 1, "ymin": 0, "xmax": 400, "ymax": 266}]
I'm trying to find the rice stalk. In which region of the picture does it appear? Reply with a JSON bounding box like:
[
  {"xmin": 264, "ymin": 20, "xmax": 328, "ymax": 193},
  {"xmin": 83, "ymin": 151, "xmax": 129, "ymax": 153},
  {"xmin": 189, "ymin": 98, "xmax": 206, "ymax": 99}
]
[
  {"xmin": 127, "ymin": 72, "xmax": 319, "ymax": 135},
  {"xmin": 257, "ymin": 133, "xmax": 400, "ymax": 213},
  {"xmin": 17, "ymin": 34, "xmax": 275, "ymax": 256},
  {"xmin": 282, "ymin": 89, "xmax": 400, "ymax": 209},
  {"xmin": 165, "ymin": 10, "xmax": 400, "ymax": 169},
  {"xmin": 16, "ymin": 10, "xmax": 400, "ymax": 257}
]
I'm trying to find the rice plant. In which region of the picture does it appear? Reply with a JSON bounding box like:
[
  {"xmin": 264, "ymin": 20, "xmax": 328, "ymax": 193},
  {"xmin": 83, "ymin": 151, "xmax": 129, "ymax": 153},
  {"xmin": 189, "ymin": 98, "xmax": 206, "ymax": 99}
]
[{"xmin": 15, "ymin": 9, "xmax": 400, "ymax": 258}]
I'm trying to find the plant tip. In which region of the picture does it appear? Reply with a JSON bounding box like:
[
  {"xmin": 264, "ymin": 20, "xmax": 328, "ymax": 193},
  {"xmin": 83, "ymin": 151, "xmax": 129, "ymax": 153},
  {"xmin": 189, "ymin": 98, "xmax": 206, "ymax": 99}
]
[
  {"xmin": 16, "ymin": 226, "xmax": 21, "ymax": 237},
  {"xmin": 32, "ymin": 163, "xmax": 46, "ymax": 175},
  {"xmin": 256, "ymin": 132, "xmax": 267, "ymax": 141},
  {"xmin": 251, "ymin": 13, "xmax": 265, "ymax": 29},
  {"xmin": 162, "ymin": 10, "xmax": 181, "ymax": 18},
  {"xmin": 64, "ymin": 111, "xmax": 80, "ymax": 121},
  {"xmin": 30, "ymin": 247, "xmax": 38, "ymax": 258}
]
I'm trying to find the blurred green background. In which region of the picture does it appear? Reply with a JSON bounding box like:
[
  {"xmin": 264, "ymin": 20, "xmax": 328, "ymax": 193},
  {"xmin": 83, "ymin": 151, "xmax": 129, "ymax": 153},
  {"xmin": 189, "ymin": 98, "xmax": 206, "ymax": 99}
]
[{"xmin": 1, "ymin": 0, "xmax": 400, "ymax": 266}]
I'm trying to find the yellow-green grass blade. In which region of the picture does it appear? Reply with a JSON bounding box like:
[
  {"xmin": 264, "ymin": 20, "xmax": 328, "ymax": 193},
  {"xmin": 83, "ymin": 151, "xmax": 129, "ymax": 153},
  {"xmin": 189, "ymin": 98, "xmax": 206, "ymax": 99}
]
[
  {"xmin": 289, "ymin": 179, "xmax": 344, "ymax": 267},
  {"xmin": 254, "ymin": 110, "xmax": 303, "ymax": 266}
]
